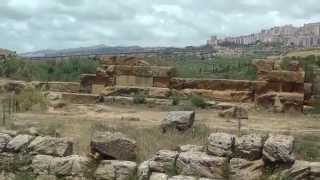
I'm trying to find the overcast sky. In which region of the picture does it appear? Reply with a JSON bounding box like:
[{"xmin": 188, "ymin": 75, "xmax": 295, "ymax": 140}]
[{"xmin": 1, "ymin": 0, "xmax": 320, "ymax": 52}]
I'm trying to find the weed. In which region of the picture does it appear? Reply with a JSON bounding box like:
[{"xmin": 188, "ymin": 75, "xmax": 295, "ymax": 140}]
[{"xmin": 190, "ymin": 95, "xmax": 207, "ymax": 109}]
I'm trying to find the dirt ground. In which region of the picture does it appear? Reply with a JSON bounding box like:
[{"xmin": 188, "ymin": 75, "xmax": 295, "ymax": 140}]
[{"xmin": 2, "ymin": 102, "xmax": 320, "ymax": 157}]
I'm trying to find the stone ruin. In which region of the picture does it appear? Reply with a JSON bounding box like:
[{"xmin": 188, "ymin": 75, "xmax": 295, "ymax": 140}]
[
  {"xmin": 77, "ymin": 56, "xmax": 316, "ymax": 113},
  {"xmin": 0, "ymin": 121, "xmax": 319, "ymax": 180}
]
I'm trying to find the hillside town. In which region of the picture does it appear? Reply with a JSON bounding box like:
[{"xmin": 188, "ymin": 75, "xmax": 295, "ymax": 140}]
[{"xmin": 208, "ymin": 22, "xmax": 320, "ymax": 47}]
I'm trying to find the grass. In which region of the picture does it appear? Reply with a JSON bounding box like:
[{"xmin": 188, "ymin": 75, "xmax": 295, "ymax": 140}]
[
  {"xmin": 294, "ymin": 134, "xmax": 320, "ymax": 162},
  {"xmin": 190, "ymin": 95, "xmax": 207, "ymax": 109},
  {"xmin": 90, "ymin": 121, "xmax": 210, "ymax": 162},
  {"xmin": 15, "ymin": 87, "xmax": 48, "ymax": 112}
]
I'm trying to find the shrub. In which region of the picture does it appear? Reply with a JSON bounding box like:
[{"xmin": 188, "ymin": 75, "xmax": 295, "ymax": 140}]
[
  {"xmin": 190, "ymin": 95, "xmax": 207, "ymax": 109},
  {"xmin": 171, "ymin": 96, "xmax": 180, "ymax": 106},
  {"xmin": 133, "ymin": 93, "xmax": 146, "ymax": 104}
]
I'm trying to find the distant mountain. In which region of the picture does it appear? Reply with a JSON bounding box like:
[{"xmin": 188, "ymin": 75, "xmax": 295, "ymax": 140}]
[{"xmin": 19, "ymin": 44, "xmax": 167, "ymax": 58}]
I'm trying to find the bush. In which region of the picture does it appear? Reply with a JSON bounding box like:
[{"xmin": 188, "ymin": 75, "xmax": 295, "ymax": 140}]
[
  {"xmin": 15, "ymin": 88, "xmax": 48, "ymax": 112},
  {"xmin": 171, "ymin": 96, "xmax": 180, "ymax": 106},
  {"xmin": 133, "ymin": 93, "xmax": 146, "ymax": 104},
  {"xmin": 190, "ymin": 95, "xmax": 207, "ymax": 108}
]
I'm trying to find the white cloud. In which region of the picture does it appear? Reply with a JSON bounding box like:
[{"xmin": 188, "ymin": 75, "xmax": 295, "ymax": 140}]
[{"xmin": 0, "ymin": 0, "xmax": 319, "ymax": 52}]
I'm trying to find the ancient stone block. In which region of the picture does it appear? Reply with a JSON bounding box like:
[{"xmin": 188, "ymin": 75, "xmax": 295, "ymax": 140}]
[
  {"xmin": 263, "ymin": 134, "xmax": 295, "ymax": 164},
  {"xmin": 161, "ymin": 111, "xmax": 195, "ymax": 132},
  {"xmin": 234, "ymin": 134, "xmax": 263, "ymax": 161},
  {"xmin": 90, "ymin": 131, "xmax": 137, "ymax": 161},
  {"xmin": 46, "ymin": 82, "xmax": 80, "ymax": 93},
  {"xmin": 28, "ymin": 136, "xmax": 73, "ymax": 157},
  {"xmin": 6, "ymin": 134, "xmax": 34, "ymax": 152},
  {"xmin": 207, "ymin": 133, "xmax": 235, "ymax": 157},
  {"xmin": 149, "ymin": 150, "xmax": 179, "ymax": 173},
  {"xmin": 229, "ymin": 158, "xmax": 264, "ymax": 180},
  {"xmin": 176, "ymin": 151, "xmax": 227, "ymax": 179},
  {"xmin": 80, "ymin": 74, "xmax": 96, "ymax": 93},
  {"xmin": 257, "ymin": 71, "xmax": 305, "ymax": 83},
  {"xmin": 94, "ymin": 160, "xmax": 137, "ymax": 180}
]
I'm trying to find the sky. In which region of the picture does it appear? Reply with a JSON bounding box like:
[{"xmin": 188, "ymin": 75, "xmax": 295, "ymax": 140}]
[{"xmin": 1, "ymin": 0, "xmax": 320, "ymax": 52}]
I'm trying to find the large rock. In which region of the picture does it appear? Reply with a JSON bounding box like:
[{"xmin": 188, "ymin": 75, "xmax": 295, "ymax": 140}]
[
  {"xmin": 234, "ymin": 134, "xmax": 263, "ymax": 160},
  {"xmin": 168, "ymin": 175, "xmax": 196, "ymax": 180},
  {"xmin": 207, "ymin": 133, "xmax": 235, "ymax": 157},
  {"xmin": 137, "ymin": 161, "xmax": 151, "ymax": 180},
  {"xmin": 263, "ymin": 134, "xmax": 295, "ymax": 164},
  {"xmin": 309, "ymin": 162, "xmax": 320, "ymax": 179},
  {"xmin": 6, "ymin": 134, "xmax": 33, "ymax": 152},
  {"xmin": 28, "ymin": 136, "xmax": 73, "ymax": 157},
  {"xmin": 229, "ymin": 158, "xmax": 264, "ymax": 180},
  {"xmin": 52, "ymin": 155, "xmax": 90, "ymax": 176},
  {"xmin": 150, "ymin": 173, "xmax": 168, "ymax": 180},
  {"xmin": 94, "ymin": 160, "xmax": 137, "ymax": 180},
  {"xmin": 161, "ymin": 111, "xmax": 195, "ymax": 132},
  {"xmin": 280, "ymin": 160, "xmax": 311, "ymax": 180},
  {"xmin": 90, "ymin": 131, "xmax": 137, "ymax": 161},
  {"xmin": 149, "ymin": 150, "xmax": 179, "ymax": 173},
  {"xmin": 0, "ymin": 133, "xmax": 12, "ymax": 152},
  {"xmin": 32, "ymin": 155, "xmax": 89, "ymax": 177},
  {"xmin": 176, "ymin": 151, "xmax": 227, "ymax": 179}
]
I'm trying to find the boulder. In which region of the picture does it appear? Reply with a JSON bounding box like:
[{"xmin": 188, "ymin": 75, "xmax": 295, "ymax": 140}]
[
  {"xmin": 137, "ymin": 161, "xmax": 151, "ymax": 180},
  {"xmin": 149, "ymin": 150, "xmax": 179, "ymax": 173},
  {"xmin": 94, "ymin": 160, "xmax": 137, "ymax": 180},
  {"xmin": 161, "ymin": 111, "xmax": 195, "ymax": 132},
  {"xmin": 207, "ymin": 133, "xmax": 235, "ymax": 157},
  {"xmin": 168, "ymin": 176, "xmax": 196, "ymax": 180},
  {"xmin": 280, "ymin": 160, "xmax": 311, "ymax": 180},
  {"xmin": 6, "ymin": 134, "xmax": 33, "ymax": 152},
  {"xmin": 32, "ymin": 155, "xmax": 56, "ymax": 175},
  {"xmin": 52, "ymin": 155, "xmax": 90, "ymax": 176},
  {"xmin": 176, "ymin": 151, "xmax": 227, "ymax": 179},
  {"xmin": 150, "ymin": 173, "xmax": 168, "ymax": 180},
  {"xmin": 229, "ymin": 158, "xmax": 264, "ymax": 180},
  {"xmin": 0, "ymin": 133, "xmax": 12, "ymax": 152},
  {"xmin": 28, "ymin": 136, "xmax": 73, "ymax": 157},
  {"xmin": 32, "ymin": 155, "xmax": 89, "ymax": 177},
  {"xmin": 263, "ymin": 134, "xmax": 295, "ymax": 164},
  {"xmin": 234, "ymin": 134, "xmax": 263, "ymax": 160},
  {"xmin": 179, "ymin": 144, "xmax": 204, "ymax": 152},
  {"xmin": 218, "ymin": 106, "xmax": 248, "ymax": 119},
  {"xmin": 90, "ymin": 131, "xmax": 137, "ymax": 161}
]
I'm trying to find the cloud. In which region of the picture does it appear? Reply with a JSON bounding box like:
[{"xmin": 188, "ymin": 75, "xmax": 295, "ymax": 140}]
[{"xmin": 0, "ymin": 0, "xmax": 319, "ymax": 52}]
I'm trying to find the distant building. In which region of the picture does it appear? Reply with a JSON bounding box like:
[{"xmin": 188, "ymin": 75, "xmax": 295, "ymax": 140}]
[{"xmin": 208, "ymin": 22, "xmax": 320, "ymax": 48}]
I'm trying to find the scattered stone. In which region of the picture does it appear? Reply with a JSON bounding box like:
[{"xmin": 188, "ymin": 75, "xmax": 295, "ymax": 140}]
[
  {"xmin": 179, "ymin": 144, "xmax": 203, "ymax": 152},
  {"xmin": 207, "ymin": 133, "xmax": 235, "ymax": 157},
  {"xmin": 168, "ymin": 175, "xmax": 196, "ymax": 180},
  {"xmin": 150, "ymin": 173, "xmax": 168, "ymax": 180},
  {"xmin": 0, "ymin": 130, "xmax": 17, "ymax": 137},
  {"xmin": 50, "ymin": 101, "xmax": 67, "ymax": 109},
  {"xmin": 90, "ymin": 131, "xmax": 137, "ymax": 160},
  {"xmin": 176, "ymin": 151, "xmax": 227, "ymax": 179},
  {"xmin": 234, "ymin": 134, "xmax": 263, "ymax": 160},
  {"xmin": 94, "ymin": 160, "xmax": 137, "ymax": 180},
  {"xmin": 229, "ymin": 158, "xmax": 264, "ymax": 180},
  {"xmin": 149, "ymin": 150, "xmax": 179, "ymax": 173},
  {"xmin": 161, "ymin": 111, "xmax": 195, "ymax": 132},
  {"xmin": 28, "ymin": 136, "xmax": 73, "ymax": 157},
  {"xmin": 0, "ymin": 172, "xmax": 16, "ymax": 180},
  {"xmin": 0, "ymin": 133, "xmax": 12, "ymax": 152},
  {"xmin": 6, "ymin": 134, "xmax": 33, "ymax": 152},
  {"xmin": 137, "ymin": 161, "xmax": 151, "ymax": 180},
  {"xmin": 263, "ymin": 134, "xmax": 295, "ymax": 164}
]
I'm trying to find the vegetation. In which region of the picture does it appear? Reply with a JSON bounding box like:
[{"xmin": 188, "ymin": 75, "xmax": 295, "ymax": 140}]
[
  {"xmin": 0, "ymin": 57, "xmax": 98, "ymax": 82},
  {"xmin": 294, "ymin": 134, "xmax": 320, "ymax": 161},
  {"xmin": 133, "ymin": 93, "xmax": 146, "ymax": 104},
  {"xmin": 190, "ymin": 95, "xmax": 207, "ymax": 109},
  {"xmin": 147, "ymin": 56, "xmax": 257, "ymax": 80}
]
